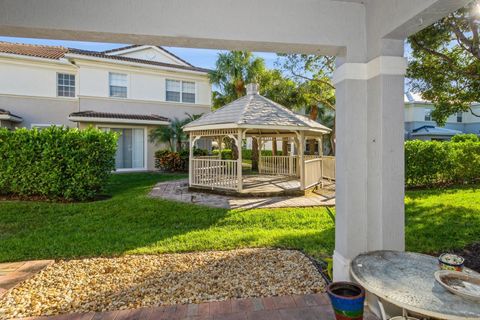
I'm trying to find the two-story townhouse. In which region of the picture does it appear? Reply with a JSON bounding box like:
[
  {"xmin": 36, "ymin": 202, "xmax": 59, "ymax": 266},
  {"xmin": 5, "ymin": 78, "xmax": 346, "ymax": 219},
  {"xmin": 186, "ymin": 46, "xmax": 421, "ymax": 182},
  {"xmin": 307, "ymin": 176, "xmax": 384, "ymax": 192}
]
[
  {"xmin": 404, "ymin": 92, "xmax": 480, "ymax": 141},
  {"xmin": 0, "ymin": 42, "xmax": 212, "ymax": 171}
]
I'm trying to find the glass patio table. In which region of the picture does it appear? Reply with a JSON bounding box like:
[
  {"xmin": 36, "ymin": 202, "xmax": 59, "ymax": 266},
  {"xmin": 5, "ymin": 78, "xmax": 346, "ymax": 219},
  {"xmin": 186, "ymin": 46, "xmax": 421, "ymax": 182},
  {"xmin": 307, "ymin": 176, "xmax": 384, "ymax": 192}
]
[{"xmin": 351, "ymin": 250, "xmax": 480, "ymax": 320}]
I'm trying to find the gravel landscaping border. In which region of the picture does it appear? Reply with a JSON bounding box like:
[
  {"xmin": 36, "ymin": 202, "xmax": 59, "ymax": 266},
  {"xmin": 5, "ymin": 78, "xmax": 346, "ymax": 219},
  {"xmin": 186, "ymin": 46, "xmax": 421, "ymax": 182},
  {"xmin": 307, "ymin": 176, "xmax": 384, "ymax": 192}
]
[{"xmin": 0, "ymin": 249, "xmax": 326, "ymax": 319}]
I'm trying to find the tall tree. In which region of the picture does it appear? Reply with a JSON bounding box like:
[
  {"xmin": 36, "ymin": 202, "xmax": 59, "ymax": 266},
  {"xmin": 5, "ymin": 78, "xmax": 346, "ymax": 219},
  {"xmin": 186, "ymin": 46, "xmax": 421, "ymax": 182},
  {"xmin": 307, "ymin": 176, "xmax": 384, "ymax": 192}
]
[
  {"xmin": 209, "ymin": 51, "xmax": 267, "ymax": 170},
  {"xmin": 277, "ymin": 54, "xmax": 336, "ymax": 154},
  {"xmin": 408, "ymin": 1, "xmax": 480, "ymax": 125}
]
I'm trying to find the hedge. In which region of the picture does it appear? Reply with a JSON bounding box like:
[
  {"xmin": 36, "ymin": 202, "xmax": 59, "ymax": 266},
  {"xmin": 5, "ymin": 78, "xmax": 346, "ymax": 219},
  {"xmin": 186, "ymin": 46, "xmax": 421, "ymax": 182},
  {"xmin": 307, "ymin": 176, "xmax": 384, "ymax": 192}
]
[
  {"xmin": 0, "ymin": 126, "xmax": 117, "ymax": 201},
  {"xmin": 242, "ymin": 149, "xmax": 283, "ymax": 160},
  {"xmin": 405, "ymin": 137, "xmax": 480, "ymax": 188}
]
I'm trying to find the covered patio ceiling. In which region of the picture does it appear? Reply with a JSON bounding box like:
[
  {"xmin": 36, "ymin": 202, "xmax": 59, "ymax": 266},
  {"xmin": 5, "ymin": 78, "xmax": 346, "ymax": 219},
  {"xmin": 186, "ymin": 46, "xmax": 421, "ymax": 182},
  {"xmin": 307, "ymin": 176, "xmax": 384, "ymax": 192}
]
[{"xmin": 0, "ymin": 0, "xmax": 471, "ymax": 284}]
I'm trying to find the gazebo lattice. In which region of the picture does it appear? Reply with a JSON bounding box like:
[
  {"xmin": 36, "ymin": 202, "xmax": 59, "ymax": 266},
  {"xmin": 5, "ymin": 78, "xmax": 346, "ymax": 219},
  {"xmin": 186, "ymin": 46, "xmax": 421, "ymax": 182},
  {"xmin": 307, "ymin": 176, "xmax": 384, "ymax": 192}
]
[{"xmin": 183, "ymin": 84, "xmax": 333, "ymax": 195}]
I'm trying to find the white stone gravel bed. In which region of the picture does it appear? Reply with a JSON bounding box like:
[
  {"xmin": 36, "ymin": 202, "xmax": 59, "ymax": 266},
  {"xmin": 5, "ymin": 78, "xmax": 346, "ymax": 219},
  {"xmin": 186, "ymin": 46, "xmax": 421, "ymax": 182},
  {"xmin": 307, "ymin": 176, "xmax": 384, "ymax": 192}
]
[{"xmin": 0, "ymin": 249, "xmax": 326, "ymax": 319}]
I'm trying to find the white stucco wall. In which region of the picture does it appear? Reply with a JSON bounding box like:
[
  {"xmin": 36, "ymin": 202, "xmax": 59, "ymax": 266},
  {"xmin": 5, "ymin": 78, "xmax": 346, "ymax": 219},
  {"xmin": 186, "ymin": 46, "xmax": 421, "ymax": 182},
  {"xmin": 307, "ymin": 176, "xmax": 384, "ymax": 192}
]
[
  {"xmin": 76, "ymin": 61, "xmax": 211, "ymax": 105},
  {"xmin": 0, "ymin": 58, "xmax": 77, "ymax": 98}
]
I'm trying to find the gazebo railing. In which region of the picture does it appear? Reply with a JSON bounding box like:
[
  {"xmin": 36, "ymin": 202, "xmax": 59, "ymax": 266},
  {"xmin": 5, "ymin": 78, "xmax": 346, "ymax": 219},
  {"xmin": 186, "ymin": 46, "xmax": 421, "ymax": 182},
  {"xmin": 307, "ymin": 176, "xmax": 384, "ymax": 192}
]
[
  {"xmin": 191, "ymin": 158, "xmax": 238, "ymax": 190},
  {"xmin": 194, "ymin": 155, "xmax": 220, "ymax": 160},
  {"xmin": 259, "ymin": 155, "xmax": 298, "ymax": 176},
  {"xmin": 304, "ymin": 158, "xmax": 323, "ymax": 188},
  {"xmin": 321, "ymin": 156, "xmax": 335, "ymax": 180}
]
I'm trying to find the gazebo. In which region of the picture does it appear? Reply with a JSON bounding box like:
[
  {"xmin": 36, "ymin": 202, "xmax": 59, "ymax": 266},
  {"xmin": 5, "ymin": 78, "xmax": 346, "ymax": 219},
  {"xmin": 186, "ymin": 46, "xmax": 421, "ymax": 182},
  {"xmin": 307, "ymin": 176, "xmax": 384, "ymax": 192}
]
[{"xmin": 183, "ymin": 83, "xmax": 332, "ymax": 195}]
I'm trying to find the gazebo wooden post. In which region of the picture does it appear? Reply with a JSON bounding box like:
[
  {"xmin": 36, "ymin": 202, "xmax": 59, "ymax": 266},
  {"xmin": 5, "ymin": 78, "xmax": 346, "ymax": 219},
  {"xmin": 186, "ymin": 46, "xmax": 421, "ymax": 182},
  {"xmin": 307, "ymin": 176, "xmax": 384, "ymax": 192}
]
[
  {"xmin": 317, "ymin": 137, "xmax": 323, "ymax": 156},
  {"xmin": 237, "ymin": 129, "xmax": 243, "ymax": 192},
  {"xmin": 299, "ymin": 131, "xmax": 305, "ymax": 190},
  {"xmin": 258, "ymin": 136, "xmax": 262, "ymax": 173},
  {"xmin": 288, "ymin": 137, "xmax": 294, "ymax": 176},
  {"xmin": 189, "ymin": 134, "xmax": 194, "ymax": 186},
  {"xmin": 218, "ymin": 135, "xmax": 222, "ymax": 159}
]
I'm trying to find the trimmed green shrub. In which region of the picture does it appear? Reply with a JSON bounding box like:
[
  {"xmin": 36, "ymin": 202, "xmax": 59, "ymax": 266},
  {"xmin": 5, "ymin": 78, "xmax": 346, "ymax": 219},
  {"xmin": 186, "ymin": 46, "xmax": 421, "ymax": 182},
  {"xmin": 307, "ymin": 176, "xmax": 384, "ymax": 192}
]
[
  {"xmin": 212, "ymin": 149, "xmax": 233, "ymax": 160},
  {"xmin": 0, "ymin": 126, "xmax": 117, "ymax": 200},
  {"xmin": 242, "ymin": 149, "xmax": 283, "ymax": 160},
  {"xmin": 155, "ymin": 148, "xmax": 208, "ymax": 171},
  {"xmin": 451, "ymin": 133, "xmax": 479, "ymax": 143},
  {"xmin": 405, "ymin": 138, "xmax": 480, "ymax": 188}
]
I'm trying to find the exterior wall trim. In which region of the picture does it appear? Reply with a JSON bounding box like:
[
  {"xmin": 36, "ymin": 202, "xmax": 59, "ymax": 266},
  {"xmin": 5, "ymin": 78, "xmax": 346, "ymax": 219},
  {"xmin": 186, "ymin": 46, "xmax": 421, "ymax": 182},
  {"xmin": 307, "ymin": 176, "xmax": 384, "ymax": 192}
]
[{"xmin": 332, "ymin": 56, "xmax": 407, "ymax": 85}]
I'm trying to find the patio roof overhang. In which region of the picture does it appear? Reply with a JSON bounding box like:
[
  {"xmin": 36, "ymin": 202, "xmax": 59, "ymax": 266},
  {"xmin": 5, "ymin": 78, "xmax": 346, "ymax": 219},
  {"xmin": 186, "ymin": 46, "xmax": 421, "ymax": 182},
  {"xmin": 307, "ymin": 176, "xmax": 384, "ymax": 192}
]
[
  {"xmin": 0, "ymin": 0, "xmax": 471, "ymax": 285},
  {"xmin": 0, "ymin": 109, "xmax": 23, "ymax": 123}
]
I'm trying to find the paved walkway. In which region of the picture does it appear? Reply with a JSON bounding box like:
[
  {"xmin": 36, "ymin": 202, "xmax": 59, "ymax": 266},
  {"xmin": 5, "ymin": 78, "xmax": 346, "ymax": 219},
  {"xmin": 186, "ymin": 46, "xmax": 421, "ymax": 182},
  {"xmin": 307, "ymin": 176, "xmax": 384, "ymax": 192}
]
[
  {"xmin": 149, "ymin": 179, "xmax": 335, "ymax": 209},
  {"xmin": 13, "ymin": 293, "xmax": 378, "ymax": 320},
  {"xmin": 0, "ymin": 260, "xmax": 54, "ymax": 298}
]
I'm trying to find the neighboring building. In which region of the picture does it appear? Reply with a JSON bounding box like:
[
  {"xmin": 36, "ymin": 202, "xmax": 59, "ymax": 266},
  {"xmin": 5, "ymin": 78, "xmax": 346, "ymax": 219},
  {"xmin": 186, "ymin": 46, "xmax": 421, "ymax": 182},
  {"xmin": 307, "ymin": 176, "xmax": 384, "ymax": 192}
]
[
  {"xmin": 404, "ymin": 92, "xmax": 480, "ymax": 141},
  {"xmin": 0, "ymin": 42, "xmax": 212, "ymax": 171}
]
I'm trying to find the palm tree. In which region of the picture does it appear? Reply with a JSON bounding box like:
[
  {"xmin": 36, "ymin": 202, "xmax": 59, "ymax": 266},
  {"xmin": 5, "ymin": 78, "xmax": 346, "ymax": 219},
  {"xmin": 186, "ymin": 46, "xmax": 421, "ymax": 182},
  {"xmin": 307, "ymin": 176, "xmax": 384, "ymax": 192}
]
[
  {"xmin": 150, "ymin": 113, "xmax": 203, "ymax": 151},
  {"xmin": 209, "ymin": 51, "xmax": 266, "ymax": 169}
]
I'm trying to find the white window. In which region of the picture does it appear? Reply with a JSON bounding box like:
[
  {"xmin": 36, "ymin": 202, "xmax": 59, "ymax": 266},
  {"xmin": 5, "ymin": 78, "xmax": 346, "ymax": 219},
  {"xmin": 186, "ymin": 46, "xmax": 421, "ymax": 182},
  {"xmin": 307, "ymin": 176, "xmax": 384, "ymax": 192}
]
[
  {"xmin": 166, "ymin": 79, "xmax": 195, "ymax": 103},
  {"xmin": 456, "ymin": 112, "xmax": 463, "ymax": 123},
  {"xmin": 424, "ymin": 109, "xmax": 432, "ymax": 121},
  {"xmin": 57, "ymin": 73, "xmax": 75, "ymax": 97},
  {"xmin": 109, "ymin": 73, "xmax": 128, "ymax": 98},
  {"xmin": 182, "ymin": 81, "xmax": 196, "ymax": 103}
]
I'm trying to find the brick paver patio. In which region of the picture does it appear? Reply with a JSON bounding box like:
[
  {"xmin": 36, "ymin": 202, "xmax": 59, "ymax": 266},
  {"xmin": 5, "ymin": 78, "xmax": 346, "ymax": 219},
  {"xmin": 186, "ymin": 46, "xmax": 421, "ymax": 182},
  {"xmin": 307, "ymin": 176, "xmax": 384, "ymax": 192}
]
[
  {"xmin": 149, "ymin": 178, "xmax": 335, "ymax": 209},
  {"xmin": 13, "ymin": 293, "xmax": 378, "ymax": 320}
]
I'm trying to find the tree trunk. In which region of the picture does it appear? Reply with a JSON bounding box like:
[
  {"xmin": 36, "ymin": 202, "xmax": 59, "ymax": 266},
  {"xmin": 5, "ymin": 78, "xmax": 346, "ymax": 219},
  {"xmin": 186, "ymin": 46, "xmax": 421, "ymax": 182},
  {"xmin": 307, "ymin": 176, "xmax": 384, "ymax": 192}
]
[
  {"xmin": 282, "ymin": 138, "xmax": 288, "ymax": 155},
  {"xmin": 252, "ymin": 137, "xmax": 259, "ymax": 171},
  {"xmin": 309, "ymin": 105, "xmax": 319, "ymax": 154},
  {"xmin": 177, "ymin": 139, "xmax": 182, "ymax": 153},
  {"xmin": 272, "ymin": 137, "xmax": 277, "ymax": 156},
  {"xmin": 308, "ymin": 139, "xmax": 316, "ymax": 155}
]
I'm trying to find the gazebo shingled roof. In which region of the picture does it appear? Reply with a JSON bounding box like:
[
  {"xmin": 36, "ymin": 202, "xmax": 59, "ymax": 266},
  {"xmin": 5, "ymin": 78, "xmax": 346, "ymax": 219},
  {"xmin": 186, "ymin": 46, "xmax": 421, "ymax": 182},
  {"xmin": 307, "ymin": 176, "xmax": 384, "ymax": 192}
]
[{"xmin": 183, "ymin": 84, "xmax": 331, "ymax": 134}]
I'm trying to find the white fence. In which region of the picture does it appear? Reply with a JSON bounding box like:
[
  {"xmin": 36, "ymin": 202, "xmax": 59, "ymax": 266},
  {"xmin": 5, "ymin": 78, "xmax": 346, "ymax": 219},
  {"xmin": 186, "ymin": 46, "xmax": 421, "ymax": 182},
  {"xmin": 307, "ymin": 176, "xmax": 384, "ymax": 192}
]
[
  {"xmin": 304, "ymin": 158, "xmax": 323, "ymax": 188},
  {"xmin": 259, "ymin": 156, "xmax": 298, "ymax": 176},
  {"xmin": 191, "ymin": 159, "xmax": 238, "ymax": 190},
  {"xmin": 194, "ymin": 155, "xmax": 220, "ymax": 160},
  {"xmin": 321, "ymin": 156, "xmax": 335, "ymax": 180}
]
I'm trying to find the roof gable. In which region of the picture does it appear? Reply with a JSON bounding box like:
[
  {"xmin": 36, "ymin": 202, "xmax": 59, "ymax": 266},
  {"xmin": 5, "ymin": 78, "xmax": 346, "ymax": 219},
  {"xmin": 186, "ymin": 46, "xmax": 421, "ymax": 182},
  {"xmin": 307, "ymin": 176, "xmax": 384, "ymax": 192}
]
[{"xmin": 104, "ymin": 45, "xmax": 191, "ymax": 66}]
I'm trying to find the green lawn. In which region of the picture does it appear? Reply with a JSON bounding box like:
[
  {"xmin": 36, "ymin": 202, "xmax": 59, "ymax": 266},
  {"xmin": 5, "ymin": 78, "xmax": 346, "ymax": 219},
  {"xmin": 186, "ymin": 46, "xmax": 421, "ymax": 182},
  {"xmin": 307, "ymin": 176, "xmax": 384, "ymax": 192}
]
[{"xmin": 0, "ymin": 173, "xmax": 478, "ymax": 262}]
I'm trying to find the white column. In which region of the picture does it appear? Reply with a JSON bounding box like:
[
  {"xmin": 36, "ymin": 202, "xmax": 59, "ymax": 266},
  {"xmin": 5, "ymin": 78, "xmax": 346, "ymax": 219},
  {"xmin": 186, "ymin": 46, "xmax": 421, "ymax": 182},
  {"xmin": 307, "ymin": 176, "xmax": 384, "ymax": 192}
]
[
  {"xmin": 237, "ymin": 129, "xmax": 243, "ymax": 192},
  {"xmin": 332, "ymin": 52, "xmax": 406, "ymax": 281},
  {"xmin": 298, "ymin": 131, "xmax": 305, "ymax": 190},
  {"xmin": 188, "ymin": 134, "xmax": 194, "ymax": 186},
  {"xmin": 218, "ymin": 136, "xmax": 222, "ymax": 159},
  {"xmin": 317, "ymin": 137, "xmax": 323, "ymax": 156}
]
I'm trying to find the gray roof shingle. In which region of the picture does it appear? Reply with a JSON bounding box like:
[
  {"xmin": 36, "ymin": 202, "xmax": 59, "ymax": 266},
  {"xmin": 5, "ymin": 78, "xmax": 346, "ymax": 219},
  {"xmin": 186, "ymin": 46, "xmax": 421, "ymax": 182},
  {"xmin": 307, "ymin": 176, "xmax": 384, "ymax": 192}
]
[
  {"xmin": 69, "ymin": 111, "xmax": 170, "ymax": 122},
  {"xmin": 184, "ymin": 92, "xmax": 331, "ymax": 132},
  {"xmin": 0, "ymin": 42, "xmax": 208, "ymax": 73}
]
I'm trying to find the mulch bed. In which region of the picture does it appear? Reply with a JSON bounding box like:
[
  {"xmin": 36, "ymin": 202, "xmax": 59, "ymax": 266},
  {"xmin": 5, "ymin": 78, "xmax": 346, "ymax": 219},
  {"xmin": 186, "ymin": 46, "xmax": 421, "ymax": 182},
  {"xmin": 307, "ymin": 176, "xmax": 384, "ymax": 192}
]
[
  {"xmin": 0, "ymin": 249, "xmax": 325, "ymax": 319},
  {"xmin": 451, "ymin": 242, "xmax": 480, "ymax": 273}
]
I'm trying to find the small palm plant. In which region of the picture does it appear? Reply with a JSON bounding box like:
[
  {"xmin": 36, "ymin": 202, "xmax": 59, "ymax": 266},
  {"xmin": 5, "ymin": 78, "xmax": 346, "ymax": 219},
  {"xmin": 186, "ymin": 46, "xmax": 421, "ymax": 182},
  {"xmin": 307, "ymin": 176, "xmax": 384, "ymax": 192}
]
[{"xmin": 149, "ymin": 113, "xmax": 203, "ymax": 151}]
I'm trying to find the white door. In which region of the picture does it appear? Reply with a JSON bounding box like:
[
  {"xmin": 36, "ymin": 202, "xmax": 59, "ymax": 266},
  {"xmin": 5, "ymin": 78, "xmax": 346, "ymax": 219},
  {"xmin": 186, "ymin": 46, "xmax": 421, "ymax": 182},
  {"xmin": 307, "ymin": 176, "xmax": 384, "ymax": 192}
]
[{"xmin": 103, "ymin": 128, "xmax": 145, "ymax": 170}]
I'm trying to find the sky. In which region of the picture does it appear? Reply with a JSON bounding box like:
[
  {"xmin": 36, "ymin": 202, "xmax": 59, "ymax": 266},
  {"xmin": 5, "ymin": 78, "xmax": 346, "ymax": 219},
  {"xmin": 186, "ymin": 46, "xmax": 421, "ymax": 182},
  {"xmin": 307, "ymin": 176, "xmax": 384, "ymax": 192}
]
[{"xmin": 0, "ymin": 36, "xmax": 280, "ymax": 70}]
